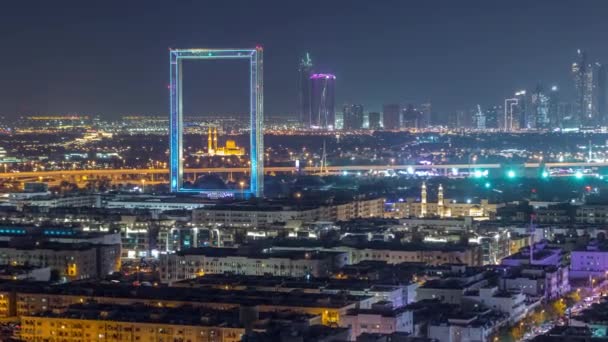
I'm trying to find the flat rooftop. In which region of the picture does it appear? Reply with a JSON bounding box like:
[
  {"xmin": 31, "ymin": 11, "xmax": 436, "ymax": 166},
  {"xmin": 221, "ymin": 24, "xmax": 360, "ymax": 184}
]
[
  {"xmin": 175, "ymin": 247, "xmax": 343, "ymax": 260},
  {"xmin": 174, "ymin": 273, "xmax": 402, "ymax": 292},
  {"xmin": 0, "ymin": 282, "xmax": 365, "ymax": 309}
]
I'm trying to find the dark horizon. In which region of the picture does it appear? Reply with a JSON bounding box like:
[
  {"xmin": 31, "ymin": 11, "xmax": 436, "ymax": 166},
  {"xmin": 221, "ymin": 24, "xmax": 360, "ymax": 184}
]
[{"xmin": 1, "ymin": 0, "xmax": 608, "ymax": 118}]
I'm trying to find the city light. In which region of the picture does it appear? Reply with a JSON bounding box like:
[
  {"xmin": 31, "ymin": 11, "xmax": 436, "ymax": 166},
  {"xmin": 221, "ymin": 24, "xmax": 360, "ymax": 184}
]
[{"xmin": 4, "ymin": 4, "xmax": 608, "ymax": 342}]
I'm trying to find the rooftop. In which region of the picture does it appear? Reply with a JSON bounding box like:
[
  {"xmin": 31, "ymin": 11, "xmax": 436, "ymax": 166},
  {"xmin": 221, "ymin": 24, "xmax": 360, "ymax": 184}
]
[
  {"xmin": 0, "ymin": 282, "xmax": 365, "ymax": 309},
  {"xmin": 174, "ymin": 247, "xmax": 343, "ymax": 260}
]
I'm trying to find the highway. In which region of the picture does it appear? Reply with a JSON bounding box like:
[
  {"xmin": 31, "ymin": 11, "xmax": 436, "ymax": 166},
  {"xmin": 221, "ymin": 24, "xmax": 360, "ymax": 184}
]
[{"xmin": 0, "ymin": 161, "xmax": 607, "ymax": 180}]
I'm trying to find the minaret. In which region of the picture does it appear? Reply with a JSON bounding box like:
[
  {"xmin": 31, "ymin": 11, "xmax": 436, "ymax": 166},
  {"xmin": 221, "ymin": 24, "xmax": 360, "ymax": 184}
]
[
  {"xmin": 420, "ymin": 182, "xmax": 427, "ymax": 217},
  {"xmin": 207, "ymin": 127, "xmax": 213, "ymax": 154},
  {"xmin": 438, "ymin": 184, "xmax": 444, "ymax": 218},
  {"xmin": 213, "ymin": 128, "xmax": 218, "ymax": 151}
]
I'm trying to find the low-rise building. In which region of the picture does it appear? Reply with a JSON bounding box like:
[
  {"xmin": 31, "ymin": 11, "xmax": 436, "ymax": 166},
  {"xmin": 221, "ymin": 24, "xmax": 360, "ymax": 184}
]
[
  {"xmin": 0, "ymin": 282, "xmax": 366, "ymax": 326},
  {"xmin": 416, "ymin": 265, "xmax": 490, "ymax": 305},
  {"xmin": 570, "ymin": 240, "xmax": 608, "ymax": 281},
  {"xmin": 272, "ymin": 241, "xmax": 483, "ymax": 267},
  {"xmin": 173, "ymin": 274, "xmax": 413, "ymax": 308},
  {"xmin": 501, "ymin": 242, "xmax": 563, "ymax": 267},
  {"xmin": 0, "ymin": 266, "xmax": 51, "ymax": 282},
  {"xmin": 341, "ymin": 302, "xmax": 409, "ymax": 341},
  {"xmin": 159, "ymin": 247, "xmax": 347, "ymax": 282},
  {"xmin": 427, "ymin": 310, "xmax": 509, "ymax": 342},
  {"xmin": 499, "ymin": 265, "xmax": 570, "ymax": 301},
  {"xmin": 20, "ymin": 303, "xmax": 247, "ymax": 342},
  {"xmin": 192, "ymin": 198, "xmax": 385, "ymax": 228},
  {"xmin": 0, "ymin": 241, "xmax": 120, "ymax": 282},
  {"xmin": 462, "ymin": 286, "xmax": 533, "ymax": 323}
]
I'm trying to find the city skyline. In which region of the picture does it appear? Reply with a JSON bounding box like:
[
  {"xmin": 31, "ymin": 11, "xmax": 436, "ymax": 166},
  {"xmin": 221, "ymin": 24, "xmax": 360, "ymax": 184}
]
[{"xmin": 2, "ymin": 1, "xmax": 608, "ymax": 118}]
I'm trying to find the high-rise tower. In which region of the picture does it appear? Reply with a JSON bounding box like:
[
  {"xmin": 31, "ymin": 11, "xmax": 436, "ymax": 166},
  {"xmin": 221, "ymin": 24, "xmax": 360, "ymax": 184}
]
[
  {"xmin": 420, "ymin": 182, "xmax": 427, "ymax": 218},
  {"xmin": 504, "ymin": 98, "xmax": 519, "ymax": 132},
  {"xmin": 596, "ymin": 63, "xmax": 607, "ymax": 125},
  {"xmin": 343, "ymin": 104, "xmax": 364, "ymax": 130},
  {"xmin": 573, "ymin": 50, "xmax": 596, "ymax": 126},
  {"xmin": 548, "ymin": 86, "xmax": 560, "ymax": 128},
  {"xmin": 368, "ymin": 112, "xmax": 381, "ymax": 130},
  {"xmin": 438, "ymin": 184, "xmax": 444, "ymax": 218},
  {"xmin": 382, "ymin": 104, "xmax": 401, "ymax": 130},
  {"xmin": 298, "ymin": 53, "xmax": 313, "ymax": 128},
  {"xmin": 310, "ymin": 74, "xmax": 336, "ymax": 130},
  {"xmin": 531, "ymin": 84, "xmax": 550, "ymax": 129}
]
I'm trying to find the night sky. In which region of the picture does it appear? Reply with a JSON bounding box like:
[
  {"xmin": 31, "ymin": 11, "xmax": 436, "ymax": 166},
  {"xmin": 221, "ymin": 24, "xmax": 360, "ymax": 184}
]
[{"xmin": 1, "ymin": 0, "xmax": 608, "ymax": 118}]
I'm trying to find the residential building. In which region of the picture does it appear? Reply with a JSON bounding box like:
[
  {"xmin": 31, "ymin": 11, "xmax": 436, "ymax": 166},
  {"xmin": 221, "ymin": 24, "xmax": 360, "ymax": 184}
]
[{"xmin": 159, "ymin": 247, "xmax": 347, "ymax": 282}]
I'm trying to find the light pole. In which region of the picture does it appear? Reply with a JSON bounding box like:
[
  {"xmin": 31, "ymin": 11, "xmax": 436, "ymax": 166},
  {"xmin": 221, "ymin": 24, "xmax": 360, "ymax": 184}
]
[{"xmin": 239, "ymin": 180, "xmax": 245, "ymax": 198}]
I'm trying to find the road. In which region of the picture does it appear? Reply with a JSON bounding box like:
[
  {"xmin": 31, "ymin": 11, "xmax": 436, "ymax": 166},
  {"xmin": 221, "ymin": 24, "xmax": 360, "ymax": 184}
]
[{"xmin": 0, "ymin": 161, "xmax": 607, "ymax": 180}]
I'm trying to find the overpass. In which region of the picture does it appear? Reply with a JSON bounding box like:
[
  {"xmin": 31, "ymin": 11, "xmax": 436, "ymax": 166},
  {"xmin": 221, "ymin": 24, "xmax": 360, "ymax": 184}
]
[{"xmin": 0, "ymin": 161, "xmax": 606, "ymax": 183}]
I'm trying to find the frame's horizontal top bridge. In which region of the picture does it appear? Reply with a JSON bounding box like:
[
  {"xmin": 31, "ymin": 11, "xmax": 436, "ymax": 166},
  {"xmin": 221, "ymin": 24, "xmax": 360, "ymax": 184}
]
[{"xmin": 170, "ymin": 48, "xmax": 258, "ymax": 59}]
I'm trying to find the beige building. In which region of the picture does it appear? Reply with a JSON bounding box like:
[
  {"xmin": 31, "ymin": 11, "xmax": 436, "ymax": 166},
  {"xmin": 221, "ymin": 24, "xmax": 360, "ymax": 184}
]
[
  {"xmin": 0, "ymin": 242, "xmax": 120, "ymax": 282},
  {"xmin": 0, "ymin": 284, "xmax": 364, "ymax": 326},
  {"xmin": 20, "ymin": 304, "xmax": 246, "ymax": 342},
  {"xmin": 192, "ymin": 198, "xmax": 385, "ymax": 228},
  {"xmin": 159, "ymin": 248, "xmax": 346, "ymax": 282}
]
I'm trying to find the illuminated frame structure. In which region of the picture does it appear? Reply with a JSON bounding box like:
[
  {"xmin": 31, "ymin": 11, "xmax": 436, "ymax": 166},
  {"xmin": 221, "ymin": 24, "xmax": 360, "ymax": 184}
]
[{"xmin": 169, "ymin": 47, "xmax": 264, "ymax": 197}]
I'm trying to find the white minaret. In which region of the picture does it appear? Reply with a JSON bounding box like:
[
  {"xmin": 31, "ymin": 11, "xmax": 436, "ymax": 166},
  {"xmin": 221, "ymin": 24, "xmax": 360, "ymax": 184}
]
[
  {"xmin": 438, "ymin": 184, "xmax": 444, "ymax": 218},
  {"xmin": 421, "ymin": 182, "xmax": 427, "ymax": 217}
]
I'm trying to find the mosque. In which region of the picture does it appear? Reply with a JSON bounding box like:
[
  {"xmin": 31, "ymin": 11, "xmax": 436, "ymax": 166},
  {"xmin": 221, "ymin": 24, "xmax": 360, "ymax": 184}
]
[
  {"xmin": 391, "ymin": 182, "xmax": 499, "ymax": 218},
  {"xmin": 204, "ymin": 127, "xmax": 245, "ymax": 156}
]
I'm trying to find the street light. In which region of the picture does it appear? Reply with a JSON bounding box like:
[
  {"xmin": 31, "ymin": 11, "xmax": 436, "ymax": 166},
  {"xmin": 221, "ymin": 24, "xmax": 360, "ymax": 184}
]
[{"xmin": 239, "ymin": 180, "xmax": 245, "ymax": 197}]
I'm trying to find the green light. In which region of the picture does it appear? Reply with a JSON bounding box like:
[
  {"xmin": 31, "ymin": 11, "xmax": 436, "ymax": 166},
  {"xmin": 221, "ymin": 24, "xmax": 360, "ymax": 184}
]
[
  {"xmin": 507, "ymin": 170, "xmax": 516, "ymax": 179},
  {"xmin": 484, "ymin": 182, "xmax": 491, "ymax": 188},
  {"xmin": 575, "ymin": 171, "xmax": 583, "ymax": 179},
  {"xmin": 541, "ymin": 171, "xmax": 549, "ymax": 179}
]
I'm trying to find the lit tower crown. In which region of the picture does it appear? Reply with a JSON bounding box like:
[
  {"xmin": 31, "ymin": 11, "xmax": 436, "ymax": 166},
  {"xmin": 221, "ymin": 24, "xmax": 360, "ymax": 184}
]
[
  {"xmin": 213, "ymin": 128, "xmax": 218, "ymax": 151},
  {"xmin": 420, "ymin": 182, "xmax": 427, "ymax": 218},
  {"xmin": 438, "ymin": 184, "xmax": 444, "ymax": 218}
]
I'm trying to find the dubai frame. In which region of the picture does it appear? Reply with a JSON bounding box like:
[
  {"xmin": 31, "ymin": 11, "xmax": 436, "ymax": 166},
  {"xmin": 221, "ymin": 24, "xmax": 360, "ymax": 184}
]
[{"xmin": 169, "ymin": 47, "xmax": 264, "ymax": 197}]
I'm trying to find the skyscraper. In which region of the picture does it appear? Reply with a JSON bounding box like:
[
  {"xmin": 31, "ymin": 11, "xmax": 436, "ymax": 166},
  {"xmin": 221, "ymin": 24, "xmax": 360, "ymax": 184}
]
[
  {"xmin": 448, "ymin": 110, "xmax": 472, "ymax": 129},
  {"xmin": 596, "ymin": 63, "xmax": 607, "ymax": 125},
  {"xmin": 573, "ymin": 50, "xmax": 595, "ymax": 126},
  {"xmin": 310, "ymin": 73, "xmax": 336, "ymax": 130},
  {"xmin": 548, "ymin": 85, "xmax": 560, "ymax": 128},
  {"xmin": 419, "ymin": 103, "xmax": 432, "ymax": 128},
  {"xmin": 368, "ymin": 112, "xmax": 381, "ymax": 130},
  {"xmin": 402, "ymin": 104, "xmax": 421, "ymax": 129},
  {"xmin": 298, "ymin": 53, "xmax": 314, "ymax": 128},
  {"xmin": 484, "ymin": 105, "xmax": 501, "ymax": 129},
  {"xmin": 504, "ymin": 98, "xmax": 518, "ymax": 131},
  {"xmin": 343, "ymin": 104, "xmax": 364, "ymax": 130},
  {"xmin": 473, "ymin": 105, "xmax": 485, "ymax": 130},
  {"xmin": 514, "ymin": 90, "xmax": 529, "ymax": 129},
  {"xmin": 531, "ymin": 84, "xmax": 550, "ymax": 129},
  {"xmin": 382, "ymin": 104, "xmax": 401, "ymax": 130}
]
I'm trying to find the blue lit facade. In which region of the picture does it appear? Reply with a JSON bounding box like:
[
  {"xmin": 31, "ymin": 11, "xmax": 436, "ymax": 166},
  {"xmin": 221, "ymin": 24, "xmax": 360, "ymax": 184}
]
[{"xmin": 169, "ymin": 48, "xmax": 264, "ymax": 197}]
